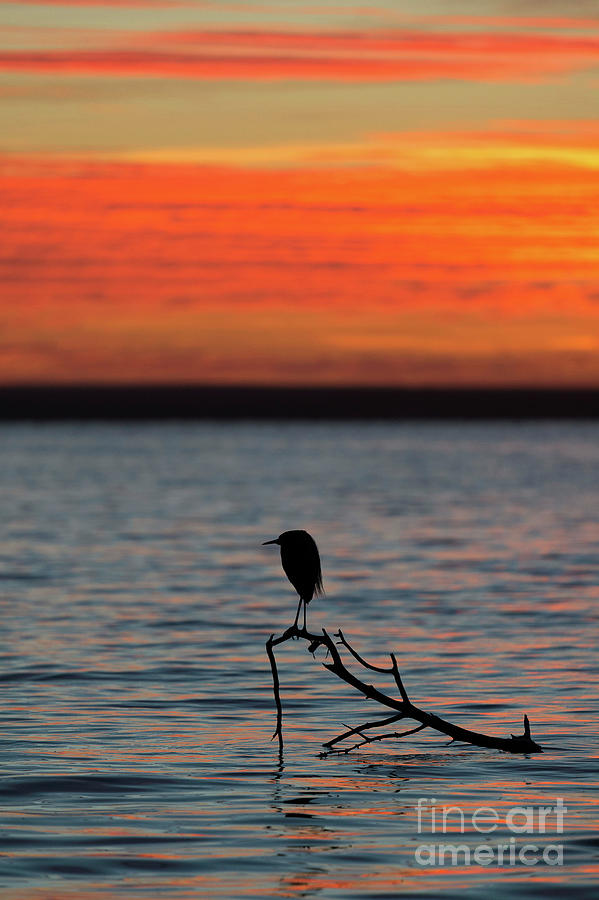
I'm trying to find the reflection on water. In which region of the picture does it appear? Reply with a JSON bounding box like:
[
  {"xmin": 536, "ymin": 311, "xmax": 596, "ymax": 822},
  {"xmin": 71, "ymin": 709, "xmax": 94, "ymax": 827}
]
[{"xmin": 0, "ymin": 422, "xmax": 597, "ymax": 898}]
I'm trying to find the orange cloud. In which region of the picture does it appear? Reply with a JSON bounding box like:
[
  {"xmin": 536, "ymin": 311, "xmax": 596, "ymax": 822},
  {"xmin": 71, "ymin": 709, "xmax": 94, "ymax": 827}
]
[
  {"xmin": 2, "ymin": 121, "xmax": 598, "ymax": 386},
  {"xmin": 1, "ymin": 27, "xmax": 598, "ymax": 82},
  {"xmin": 134, "ymin": 122, "xmax": 599, "ymax": 171}
]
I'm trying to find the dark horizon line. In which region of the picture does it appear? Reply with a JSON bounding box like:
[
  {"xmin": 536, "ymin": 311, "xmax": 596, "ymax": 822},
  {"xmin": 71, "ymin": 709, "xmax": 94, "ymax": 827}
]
[
  {"xmin": 4, "ymin": 381, "xmax": 599, "ymax": 390},
  {"xmin": 1, "ymin": 384, "xmax": 598, "ymax": 420}
]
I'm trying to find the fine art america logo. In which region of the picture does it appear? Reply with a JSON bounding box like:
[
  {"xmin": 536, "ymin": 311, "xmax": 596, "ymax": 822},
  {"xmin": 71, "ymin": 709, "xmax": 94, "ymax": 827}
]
[{"xmin": 415, "ymin": 798, "xmax": 566, "ymax": 867}]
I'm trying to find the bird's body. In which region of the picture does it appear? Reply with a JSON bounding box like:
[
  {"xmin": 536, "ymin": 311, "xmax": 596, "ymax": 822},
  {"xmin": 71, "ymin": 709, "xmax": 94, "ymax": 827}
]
[{"xmin": 263, "ymin": 529, "xmax": 323, "ymax": 630}]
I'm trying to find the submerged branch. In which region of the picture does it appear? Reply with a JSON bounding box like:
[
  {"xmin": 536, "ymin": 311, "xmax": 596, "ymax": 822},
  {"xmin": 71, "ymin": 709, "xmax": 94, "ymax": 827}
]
[
  {"xmin": 266, "ymin": 625, "xmax": 542, "ymax": 756},
  {"xmin": 323, "ymin": 712, "xmax": 405, "ymax": 749},
  {"xmin": 265, "ymin": 634, "xmax": 283, "ymax": 753},
  {"xmin": 321, "ymin": 722, "xmax": 428, "ymax": 757}
]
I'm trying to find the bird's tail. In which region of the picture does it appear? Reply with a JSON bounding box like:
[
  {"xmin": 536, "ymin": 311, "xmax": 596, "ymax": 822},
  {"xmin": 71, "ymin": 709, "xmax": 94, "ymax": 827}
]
[
  {"xmin": 301, "ymin": 577, "xmax": 323, "ymax": 605},
  {"xmin": 313, "ymin": 568, "xmax": 324, "ymax": 600}
]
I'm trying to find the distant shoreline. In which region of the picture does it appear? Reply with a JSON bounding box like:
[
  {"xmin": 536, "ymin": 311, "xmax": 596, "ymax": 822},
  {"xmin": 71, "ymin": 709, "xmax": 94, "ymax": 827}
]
[{"xmin": 0, "ymin": 386, "xmax": 598, "ymax": 420}]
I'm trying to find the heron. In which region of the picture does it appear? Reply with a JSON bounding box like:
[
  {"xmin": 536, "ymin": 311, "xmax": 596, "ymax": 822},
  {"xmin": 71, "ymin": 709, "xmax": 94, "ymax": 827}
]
[{"xmin": 263, "ymin": 529, "xmax": 323, "ymax": 631}]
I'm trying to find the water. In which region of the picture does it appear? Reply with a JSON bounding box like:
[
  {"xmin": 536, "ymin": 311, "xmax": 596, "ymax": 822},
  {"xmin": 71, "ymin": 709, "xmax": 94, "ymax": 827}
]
[{"xmin": 0, "ymin": 421, "xmax": 597, "ymax": 898}]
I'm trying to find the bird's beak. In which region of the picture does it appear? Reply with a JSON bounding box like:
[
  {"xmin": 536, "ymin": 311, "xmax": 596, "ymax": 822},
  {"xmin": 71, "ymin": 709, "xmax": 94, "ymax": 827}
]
[{"xmin": 262, "ymin": 539, "xmax": 279, "ymax": 545}]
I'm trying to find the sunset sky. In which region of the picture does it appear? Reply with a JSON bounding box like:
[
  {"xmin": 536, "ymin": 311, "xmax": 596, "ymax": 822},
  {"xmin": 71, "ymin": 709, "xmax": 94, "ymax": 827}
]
[{"xmin": 2, "ymin": 0, "xmax": 598, "ymax": 386}]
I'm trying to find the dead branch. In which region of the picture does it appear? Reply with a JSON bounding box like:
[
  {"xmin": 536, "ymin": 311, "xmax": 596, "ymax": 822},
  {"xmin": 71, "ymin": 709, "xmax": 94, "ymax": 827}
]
[
  {"xmin": 323, "ymin": 712, "xmax": 405, "ymax": 749},
  {"xmin": 266, "ymin": 624, "xmax": 543, "ymax": 755},
  {"xmin": 322, "ymin": 723, "xmax": 428, "ymax": 757}
]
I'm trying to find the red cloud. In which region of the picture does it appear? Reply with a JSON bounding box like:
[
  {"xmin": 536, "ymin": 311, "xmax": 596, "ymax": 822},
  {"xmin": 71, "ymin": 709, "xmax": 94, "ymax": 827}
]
[{"xmin": 0, "ymin": 27, "xmax": 597, "ymax": 82}]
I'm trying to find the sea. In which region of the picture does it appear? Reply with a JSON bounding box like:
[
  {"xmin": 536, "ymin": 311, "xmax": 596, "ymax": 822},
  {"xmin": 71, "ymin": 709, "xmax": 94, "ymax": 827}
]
[{"xmin": 1, "ymin": 421, "xmax": 597, "ymax": 899}]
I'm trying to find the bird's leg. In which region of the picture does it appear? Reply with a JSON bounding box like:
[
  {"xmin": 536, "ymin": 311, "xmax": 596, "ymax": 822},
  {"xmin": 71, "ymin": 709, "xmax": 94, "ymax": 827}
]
[
  {"xmin": 302, "ymin": 600, "xmax": 307, "ymax": 632},
  {"xmin": 293, "ymin": 595, "xmax": 302, "ymax": 631}
]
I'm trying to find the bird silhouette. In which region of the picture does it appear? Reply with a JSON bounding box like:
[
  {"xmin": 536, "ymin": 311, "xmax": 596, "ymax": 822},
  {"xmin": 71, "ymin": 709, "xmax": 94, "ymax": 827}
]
[{"xmin": 263, "ymin": 530, "xmax": 323, "ymax": 630}]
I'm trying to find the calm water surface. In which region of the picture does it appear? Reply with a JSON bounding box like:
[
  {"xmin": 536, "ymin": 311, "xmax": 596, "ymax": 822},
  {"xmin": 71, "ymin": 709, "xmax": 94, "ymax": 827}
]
[{"xmin": 1, "ymin": 422, "xmax": 597, "ymax": 899}]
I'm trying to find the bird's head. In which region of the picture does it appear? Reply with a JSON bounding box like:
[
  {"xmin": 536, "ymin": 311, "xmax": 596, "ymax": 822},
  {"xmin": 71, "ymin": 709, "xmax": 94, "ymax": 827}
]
[{"xmin": 263, "ymin": 530, "xmax": 310, "ymax": 547}]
